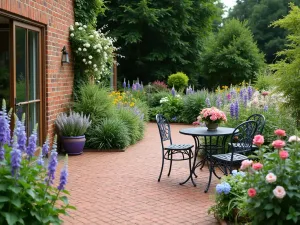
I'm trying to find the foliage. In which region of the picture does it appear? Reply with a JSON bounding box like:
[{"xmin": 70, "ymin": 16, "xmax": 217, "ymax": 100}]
[
  {"xmin": 55, "ymin": 111, "xmax": 91, "ymax": 137},
  {"xmin": 73, "ymin": 84, "xmax": 114, "ymax": 123},
  {"xmin": 0, "ymin": 101, "xmax": 74, "ymax": 224},
  {"xmin": 69, "ymin": 23, "xmax": 117, "ymax": 80},
  {"xmin": 74, "ymin": 0, "xmax": 105, "ymax": 27},
  {"xmin": 167, "ymin": 72, "xmax": 189, "ymax": 91},
  {"xmin": 208, "ymin": 171, "xmax": 249, "ymax": 222},
  {"xmin": 181, "ymin": 92, "xmax": 206, "ymax": 123},
  {"xmin": 158, "ymin": 95, "xmax": 184, "ymax": 122},
  {"xmin": 134, "ymin": 99, "xmax": 149, "ymax": 122},
  {"xmin": 254, "ymin": 69, "xmax": 275, "ymax": 91},
  {"xmin": 270, "ymin": 4, "xmax": 300, "ymax": 121},
  {"xmin": 243, "ymin": 133, "xmax": 300, "ymax": 224},
  {"xmin": 199, "ymin": 19, "xmax": 265, "ymax": 88},
  {"xmin": 86, "ymin": 117, "xmax": 130, "ymax": 149},
  {"xmin": 97, "ymin": 0, "xmax": 219, "ymax": 85},
  {"xmin": 228, "ymin": 0, "xmax": 300, "ymax": 63},
  {"xmin": 109, "ymin": 91, "xmax": 137, "ymax": 108},
  {"xmin": 146, "ymin": 91, "xmax": 171, "ymax": 108},
  {"xmin": 151, "ymin": 81, "xmax": 168, "ymax": 92}
]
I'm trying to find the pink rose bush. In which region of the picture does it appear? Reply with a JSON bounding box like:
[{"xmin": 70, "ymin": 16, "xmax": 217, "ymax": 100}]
[
  {"xmin": 253, "ymin": 134, "xmax": 264, "ymax": 146},
  {"xmin": 272, "ymin": 139, "xmax": 285, "ymax": 149},
  {"xmin": 265, "ymin": 173, "xmax": 277, "ymax": 183},
  {"xmin": 274, "ymin": 129, "xmax": 286, "ymax": 137},
  {"xmin": 197, "ymin": 107, "xmax": 227, "ymax": 124}
]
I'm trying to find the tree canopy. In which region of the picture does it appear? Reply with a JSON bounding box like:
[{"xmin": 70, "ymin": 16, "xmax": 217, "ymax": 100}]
[
  {"xmin": 199, "ymin": 19, "xmax": 265, "ymax": 88},
  {"xmin": 97, "ymin": 0, "xmax": 220, "ymax": 84},
  {"xmin": 228, "ymin": 0, "xmax": 300, "ymax": 63}
]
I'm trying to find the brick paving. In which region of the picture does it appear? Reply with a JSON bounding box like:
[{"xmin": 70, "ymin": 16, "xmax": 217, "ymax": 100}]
[{"xmin": 62, "ymin": 123, "xmax": 219, "ymax": 225}]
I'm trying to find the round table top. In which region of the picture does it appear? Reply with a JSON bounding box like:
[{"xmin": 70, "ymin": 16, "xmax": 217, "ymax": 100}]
[{"xmin": 179, "ymin": 127, "xmax": 235, "ymax": 137}]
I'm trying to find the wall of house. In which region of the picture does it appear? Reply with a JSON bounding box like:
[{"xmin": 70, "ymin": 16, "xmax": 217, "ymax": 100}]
[{"xmin": 0, "ymin": 0, "xmax": 74, "ymax": 141}]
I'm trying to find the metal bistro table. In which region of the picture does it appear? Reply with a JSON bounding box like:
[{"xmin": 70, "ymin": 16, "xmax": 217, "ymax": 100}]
[{"xmin": 179, "ymin": 126, "xmax": 236, "ymax": 192}]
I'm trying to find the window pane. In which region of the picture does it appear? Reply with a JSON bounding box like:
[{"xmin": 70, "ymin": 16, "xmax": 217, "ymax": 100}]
[
  {"xmin": 28, "ymin": 30, "xmax": 39, "ymax": 100},
  {"xmin": 16, "ymin": 26, "xmax": 27, "ymax": 103},
  {"xmin": 28, "ymin": 102, "xmax": 39, "ymax": 142}
]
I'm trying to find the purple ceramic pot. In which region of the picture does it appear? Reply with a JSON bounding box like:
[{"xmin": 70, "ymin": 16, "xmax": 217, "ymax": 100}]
[{"xmin": 61, "ymin": 135, "xmax": 86, "ymax": 155}]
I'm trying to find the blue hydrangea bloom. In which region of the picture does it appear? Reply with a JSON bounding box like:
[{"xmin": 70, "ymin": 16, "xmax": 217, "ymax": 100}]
[
  {"xmin": 216, "ymin": 183, "xmax": 224, "ymax": 194},
  {"xmin": 222, "ymin": 182, "xmax": 231, "ymax": 194},
  {"xmin": 238, "ymin": 171, "xmax": 246, "ymax": 177},
  {"xmin": 232, "ymin": 170, "xmax": 238, "ymax": 176}
]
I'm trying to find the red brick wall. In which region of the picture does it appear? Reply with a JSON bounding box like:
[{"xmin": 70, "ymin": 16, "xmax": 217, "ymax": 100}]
[{"xmin": 0, "ymin": 0, "xmax": 75, "ymax": 141}]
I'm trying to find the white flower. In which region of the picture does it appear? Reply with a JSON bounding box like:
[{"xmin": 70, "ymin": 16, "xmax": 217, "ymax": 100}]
[
  {"xmin": 89, "ymin": 35, "xmax": 94, "ymax": 38},
  {"xmin": 83, "ymin": 48, "xmax": 87, "ymax": 51},
  {"xmin": 288, "ymin": 135, "xmax": 300, "ymax": 142},
  {"xmin": 88, "ymin": 61, "xmax": 92, "ymax": 64},
  {"xmin": 78, "ymin": 48, "xmax": 82, "ymax": 51},
  {"xmin": 273, "ymin": 186, "xmax": 286, "ymax": 199},
  {"xmin": 97, "ymin": 49, "xmax": 101, "ymax": 53},
  {"xmin": 94, "ymin": 68, "xmax": 98, "ymax": 71},
  {"xmin": 93, "ymin": 64, "xmax": 97, "ymax": 68},
  {"xmin": 93, "ymin": 45, "xmax": 97, "ymax": 49},
  {"xmin": 69, "ymin": 25, "xmax": 74, "ymax": 31},
  {"xmin": 85, "ymin": 43, "xmax": 90, "ymax": 48},
  {"xmin": 159, "ymin": 97, "xmax": 169, "ymax": 104},
  {"xmin": 83, "ymin": 25, "xmax": 87, "ymax": 28},
  {"xmin": 82, "ymin": 59, "xmax": 86, "ymax": 62},
  {"xmin": 78, "ymin": 27, "xmax": 83, "ymax": 30},
  {"xmin": 88, "ymin": 55, "xmax": 93, "ymax": 59},
  {"xmin": 266, "ymin": 173, "xmax": 277, "ymax": 183},
  {"xmin": 70, "ymin": 33, "xmax": 74, "ymax": 37},
  {"xmin": 75, "ymin": 22, "xmax": 79, "ymax": 26},
  {"xmin": 79, "ymin": 22, "xmax": 82, "ymax": 26}
]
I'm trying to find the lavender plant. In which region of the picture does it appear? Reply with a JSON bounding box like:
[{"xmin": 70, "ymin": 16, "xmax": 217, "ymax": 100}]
[
  {"xmin": 55, "ymin": 111, "xmax": 92, "ymax": 137},
  {"xmin": 0, "ymin": 100, "xmax": 75, "ymax": 224}
]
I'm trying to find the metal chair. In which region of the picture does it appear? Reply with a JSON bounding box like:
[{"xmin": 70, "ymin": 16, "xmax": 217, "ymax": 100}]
[
  {"xmin": 156, "ymin": 114, "xmax": 194, "ymax": 183},
  {"xmin": 205, "ymin": 120, "xmax": 257, "ymax": 192}
]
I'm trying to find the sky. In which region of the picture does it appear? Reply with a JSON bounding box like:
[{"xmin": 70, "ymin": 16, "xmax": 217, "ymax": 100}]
[{"xmin": 221, "ymin": 0, "xmax": 237, "ymax": 17}]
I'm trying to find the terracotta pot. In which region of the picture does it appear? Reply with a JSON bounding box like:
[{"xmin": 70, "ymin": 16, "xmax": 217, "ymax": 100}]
[
  {"xmin": 61, "ymin": 135, "xmax": 86, "ymax": 155},
  {"xmin": 205, "ymin": 122, "xmax": 219, "ymax": 131}
]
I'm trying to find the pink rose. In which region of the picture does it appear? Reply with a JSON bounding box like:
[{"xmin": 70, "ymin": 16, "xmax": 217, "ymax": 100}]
[
  {"xmin": 272, "ymin": 140, "xmax": 286, "ymax": 149},
  {"xmin": 253, "ymin": 135, "xmax": 264, "ymax": 147},
  {"xmin": 210, "ymin": 115, "xmax": 218, "ymax": 121},
  {"xmin": 252, "ymin": 162, "xmax": 263, "ymax": 170},
  {"xmin": 274, "ymin": 129, "xmax": 286, "ymax": 137},
  {"xmin": 279, "ymin": 150, "xmax": 289, "ymax": 160},
  {"xmin": 192, "ymin": 121, "xmax": 200, "ymax": 126},
  {"xmin": 273, "ymin": 186, "xmax": 286, "ymax": 199},
  {"xmin": 240, "ymin": 159, "xmax": 253, "ymax": 170},
  {"xmin": 262, "ymin": 91, "xmax": 269, "ymax": 96},
  {"xmin": 266, "ymin": 173, "xmax": 277, "ymax": 183},
  {"xmin": 248, "ymin": 188, "xmax": 257, "ymax": 198}
]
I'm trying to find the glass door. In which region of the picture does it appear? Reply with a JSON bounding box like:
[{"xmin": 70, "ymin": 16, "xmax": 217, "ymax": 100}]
[{"xmin": 13, "ymin": 21, "xmax": 42, "ymax": 140}]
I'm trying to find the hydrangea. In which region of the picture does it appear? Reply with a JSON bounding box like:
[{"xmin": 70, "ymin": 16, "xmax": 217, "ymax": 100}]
[
  {"xmin": 232, "ymin": 170, "xmax": 246, "ymax": 177},
  {"xmin": 216, "ymin": 182, "xmax": 231, "ymax": 194}
]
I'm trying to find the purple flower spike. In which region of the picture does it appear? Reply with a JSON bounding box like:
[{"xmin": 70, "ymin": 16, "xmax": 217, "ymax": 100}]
[
  {"xmin": 122, "ymin": 79, "xmax": 126, "ymax": 88},
  {"xmin": 205, "ymin": 97, "xmax": 211, "ymax": 107},
  {"xmin": 127, "ymin": 81, "xmax": 131, "ymax": 89},
  {"xmin": 26, "ymin": 124, "xmax": 38, "ymax": 159},
  {"xmin": 37, "ymin": 152, "xmax": 44, "ymax": 166},
  {"xmin": 10, "ymin": 136, "xmax": 22, "ymax": 177},
  {"xmin": 15, "ymin": 114, "xmax": 27, "ymax": 153},
  {"xmin": 234, "ymin": 101, "xmax": 239, "ymax": 119},
  {"xmin": 132, "ymin": 83, "xmax": 137, "ymax": 91},
  {"xmin": 243, "ymin": 93, "xmax": 248, "ymax": 107},
  {"xmin": 264, "ymin": 105, "xmax": 268, "ymax": 112},
  {"xmin": 230, "ymin": 102, "xmax": 235, "ymax": 118},
  {"xmin": 58, "ymin": 155, "xmax": 68, "ymax": 191},
  {"xmin": 47, "ymin": 135, "xmax": 58, "ymax": 185},
  {"xmin": 216, "ymin": 95, "xmax": 222, "ymax": 108},
  {"xmin": 42, "ymin": 136, "xmax": 49, "ymax": 157},
  {"xmin": 0, "ymin": 145, "xmax": 4, "ymax": 160},
  {"xmin": 247, "ymin": 86, "xmax": 253, "ymax": 100},
  {"xmin": 0, "ymin": 99, "xmax": 11, "ymax": 146},
  {"xmin": 171, "ymin": 86, "xmax": 176, "ymax": 97}
]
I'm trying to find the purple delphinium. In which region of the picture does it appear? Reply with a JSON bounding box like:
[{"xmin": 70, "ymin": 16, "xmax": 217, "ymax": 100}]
[
  {"xmin": 234, "ymin": 101, "xmax": 239, "ymax": 119},
  {"xmin": 127, "ymin": 81, "xmax": 131, "ymax": 89},
  {"xmin": 239, "ymin": 88, "xmax": 245, "ymax": 100},
  {"xmin": 136, "ymin": 82, "xmax": 140, "ymax": 90},
  {"xmin": 247, "ymin": 86, "xmax": 253, "ymax": 100},
  {"xmin": 47, "ymin": 135, "xmax": 58, "ymax": 185},
  {"xmin": 230, "ymin": 88, "xmax": 237, "ymax": 99},
  {"xmin": 42, "ymin": 136, "xmax": 49, "ymax": 157},
  {"xmin": 140, "ymin": 82, "xmax": 144, "ymax": 91},
  {"xmin": 216, "ymin": 95, "xmax": 222, "ymax": 108},
  {"xmin": 264, "ymin": 105, "xmax": 268, "ymax": 112},
  {"xmin": 15, "ymin": 114, "xmax": 27, "ymax": 153},
  {"xmin": 57, "ymin": 156, "xmax": 68, "ymax": 191},
  {"xmin": 122, "ymin": 79, "xmax": 126, "ymax": 89},
  {"xmin": 205, "ymin": 97, "xmax": 211, "ymax": 107},
  {"xmin": 230, "ymin": 102, "xmax": 235, "ymax": 119},
  {"xmin": 171, "ymin": 86, "xmax": 176, "ymax": 97},
  {"xmin": 26, "ymin": 124, "xmax": 38, "ymax": 160},
  {"xmin": 10, "ymin": 135, "xmax": 22, "ymax": 177},
  {"xmin": 243, "ymin": 93, "xmax": 248, "ymax": 107},
  {"xmin": 0, "ymin": 99, "xmax": 11, "ymax": 147},
  {"xmin": 36, "ymin": 152, "xmax": 44, "ymax": 166},
  {"xmin": 132, "ymin": 83, "xmax": 137, "ymax": 91}
]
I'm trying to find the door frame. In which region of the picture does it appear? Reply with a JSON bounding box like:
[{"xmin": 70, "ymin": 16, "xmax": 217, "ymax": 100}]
[{"xmin": 0, "ymin": 10, "xmax": 46, "ymax": 144}]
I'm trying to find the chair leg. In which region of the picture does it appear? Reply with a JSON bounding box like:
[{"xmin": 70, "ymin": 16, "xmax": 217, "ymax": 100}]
[
  {"xmin": 168, "ymin": 153, "xmax": 173, "ymax": 177},
  {"xmin": 158, "ymin": 156, "xmax": 165, "ymax": 182},
  {"xmin": 189, "ymin": 151, "xmax": 196, "ymax": 187},
  {"xmin": 205, "ymin": 160, "xmax": 214, "ymax": 193}
]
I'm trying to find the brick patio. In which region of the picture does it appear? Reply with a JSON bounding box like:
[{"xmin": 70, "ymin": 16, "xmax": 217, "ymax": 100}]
[{"xmin": 62, "ymin": 123, "xmax": 219, "ymax": 225}]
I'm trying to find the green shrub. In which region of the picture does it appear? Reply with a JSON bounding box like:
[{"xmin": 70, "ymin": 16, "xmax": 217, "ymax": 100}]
[
  {"xmin": 167, "ymin": 72, "xmax": 189, "ymax": 91},
  {"xmin": 158, "ymin": 95, "xmax": 184, "ymax": 122},
  {"xmin": 134, "ymin": 99, "xmax": 149, "ymax": 122},
  {"xmin": 117, "ymin": 108, "xmax": 140, "ymax": 145},
  {"xmin": 136, "ymin": 120, "xmax": 145, "ymax": 141},
  {"xmin": 86, "ymin": 117, "xmax": 130, "ymax": 149},
  {"xmin": 181, "ymin": 92, "xmax": 206, "ymax": 123},
  {"xmin": 146, "ymin": 91, "xmax": 171, "ymax": 108},
  {"xmin": 254, "ymin": 70, "xmax": 275, "ymax": 91},
  {"xmin": 149, "ymin": 107, "xmax": 161, "ymax": 121},
  {"xmin": 73, "ymin": 84, "xmax": 114, "ymax": 122}
]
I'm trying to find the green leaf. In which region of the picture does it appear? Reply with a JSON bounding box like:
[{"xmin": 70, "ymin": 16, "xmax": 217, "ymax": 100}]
[
  {"xmin": 0, "ymin": 184, "xmax": 8, "ymax": 191},
  {"xmin": 66, "ymin": 205, "xmax": 76, "ymax": 210},
  {"xmin": 0, "ymin": 196, "xmax": 10, "ymax": 202},
  {"xmin": 266, "ymin": 210, "xmax": 273, "ymax": 219},
  {"xmin": 60, "ymin": 196, "xmax": 69, "ymax": 205},
  {"xmin": 8, "ymin": 186, "xmax": 22, "ymax": 194},
  {"xmin": 10, "ymin": 198, "xmax": 21, "ymax": 208},
  {"xmin": 287, "ymin": 214, "xmax": 293, "ymax": 220},
  {"xmin": 264, "ymin": 204, "xmax": 274, "ymax": 210},
  {"xmin": 274, "ymin": 206, "xmax": 281, "ymax": 215},
  {"xmin": 1, "ymin": 212, "xmax": 18, "ymax": 225},
  {"xmin": 26, "ymin": 189, "xmax": 36, "ymax": 199}
]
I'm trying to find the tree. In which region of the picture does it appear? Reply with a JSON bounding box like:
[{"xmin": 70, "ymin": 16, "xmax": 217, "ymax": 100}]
[
  {"xmin": 270, "ymin": 3, "xmax": 300, "ymax": 121},
  {"xmin": 228, "ymin": 0, "xmax": 300, "ymax": 63},
  {"xmin": 97, "ymin": 0, "xmax": 220, "ymax": 85},
  {"xmin": 199, "ymin": 19, "xmax": 265, "ymax": 88}
]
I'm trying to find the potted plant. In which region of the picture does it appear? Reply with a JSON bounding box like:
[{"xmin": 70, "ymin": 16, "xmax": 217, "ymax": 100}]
[
  {"xmin": 55, "ymin": 111, "xmax": 91, "ymax": 155},
  {"xmin": 196, "ymin": 107, "xmax": 227, "ymax": 131}
]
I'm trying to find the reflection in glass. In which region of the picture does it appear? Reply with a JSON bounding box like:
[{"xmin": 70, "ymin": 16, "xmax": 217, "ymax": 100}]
[
  {"xmin": 16, "ymin": 27, "xmax": 27, "ymax": 103},
  {"xmin": 29, "ymin": 102, "xmax": 39, "ymax": 142},
  {"xmin": 29, "ymin": 31, "xmax": 39, "ymax": 100},
  {"xmin": 0, "ymin": 28, "xmax": 10, "ymax": 106}
]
